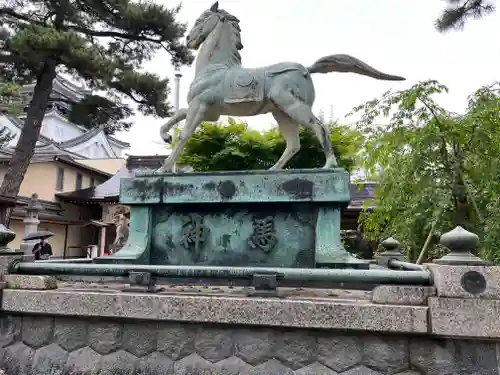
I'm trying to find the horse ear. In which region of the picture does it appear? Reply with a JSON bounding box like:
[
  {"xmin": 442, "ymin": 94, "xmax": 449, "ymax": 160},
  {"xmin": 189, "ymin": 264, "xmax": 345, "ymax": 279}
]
[{"xmin": 210, "ymin": 1, "xmax": 219, "ymax": 12}]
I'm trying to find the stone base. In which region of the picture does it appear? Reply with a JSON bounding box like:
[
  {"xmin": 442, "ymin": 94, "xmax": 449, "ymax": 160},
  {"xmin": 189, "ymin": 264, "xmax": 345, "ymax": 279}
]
[
  {"xmin": 99, "ymin": 169, "xmax": 360, "ymax": 269},
  {"xmin": 0, "ymin": 293, "xmax": 498, "ymax": 375},
  {"xmin": 3, "ymin": 288, "xmax": 427, "ymax": 332},
  {"xmin": 5, "ymin": 275, "xmax": 57, "ymax": 290},
  {"xmin": 372, "ymin": 285, "xmax": 436, "ymax": 305}
]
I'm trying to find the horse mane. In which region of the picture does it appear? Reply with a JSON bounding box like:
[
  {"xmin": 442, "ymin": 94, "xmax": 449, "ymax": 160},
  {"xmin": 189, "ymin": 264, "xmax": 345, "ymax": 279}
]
[
  {"xmin": 218, "ymin": 9, "xmax": 243, "ymax": 50},
  {"xmin": 193, "ymin": 6, "xmax": 243, "ymax": 66}
]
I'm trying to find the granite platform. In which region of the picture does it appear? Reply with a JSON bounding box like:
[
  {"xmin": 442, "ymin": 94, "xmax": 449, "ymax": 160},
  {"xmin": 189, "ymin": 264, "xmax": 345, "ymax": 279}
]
[
  {"xmin": 1, "ymin": 275, "xmax": 500, "ymax": 374},
  {"xmin": 2, "ymin": 231, "xmax": 500, "ymax": 374}
]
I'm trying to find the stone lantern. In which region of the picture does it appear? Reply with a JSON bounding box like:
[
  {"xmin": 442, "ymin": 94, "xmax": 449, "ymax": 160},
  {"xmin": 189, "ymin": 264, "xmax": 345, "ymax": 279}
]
[{"xmin": 20, "ymin": 193, "xmax": 43, "ymax": 256}]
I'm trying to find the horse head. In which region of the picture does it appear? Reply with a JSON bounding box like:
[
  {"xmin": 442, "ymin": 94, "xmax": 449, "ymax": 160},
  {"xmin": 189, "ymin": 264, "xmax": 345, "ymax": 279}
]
[{"xmin": 186, "ymin": 2, "xmax": 243, "ymax": 51}]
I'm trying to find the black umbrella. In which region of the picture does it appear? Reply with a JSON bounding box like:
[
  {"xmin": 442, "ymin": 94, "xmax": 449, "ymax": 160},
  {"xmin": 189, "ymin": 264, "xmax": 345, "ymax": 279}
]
[{"xmin": 23, "ymin": 231, "xmax": 55, "ymax": 241}]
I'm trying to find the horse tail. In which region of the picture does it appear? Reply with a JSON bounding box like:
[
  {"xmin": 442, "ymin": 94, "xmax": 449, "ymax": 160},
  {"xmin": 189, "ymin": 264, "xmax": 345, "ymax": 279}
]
[
  {"xmin": 160, "ymin": 109, "xmax": 187, "ymax": 143},
  {"xmin": 307, "ymin": 54, "xmax": 405, "ymax": 81}
]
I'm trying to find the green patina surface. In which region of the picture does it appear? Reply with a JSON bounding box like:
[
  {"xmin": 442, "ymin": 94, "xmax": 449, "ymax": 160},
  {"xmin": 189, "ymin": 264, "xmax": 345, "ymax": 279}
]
[
  {"xmin": 120, "ymin": 169, "xmax": 350, "ymax": 204},
  {"xmin": 152, "ymin": 204, "xmax": 316, "ymax": 267},
  {"xmin": 95, "ymin": 206, "xmax": 152, "ymax": 264},
  {"xmin": 100, "ymin": 169, "xmax": 365, "ymax": 268}
]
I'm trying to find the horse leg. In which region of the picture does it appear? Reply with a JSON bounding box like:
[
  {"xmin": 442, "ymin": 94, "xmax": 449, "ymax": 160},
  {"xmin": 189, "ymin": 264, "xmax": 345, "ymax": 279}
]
[
  {"xmin": 157, "ymin": 102, "xmax": 207, "ymax": 173},
  {"xmin": 159, "ymin": 108, "xmax": 188, "ymax": 143},
  {"xmin": 270, "ymin": 111, "xmax": 300, "ymax": 170},
  {"xmin": 269, "ymin": 89, "xmax": 338, "ymax": 168}
]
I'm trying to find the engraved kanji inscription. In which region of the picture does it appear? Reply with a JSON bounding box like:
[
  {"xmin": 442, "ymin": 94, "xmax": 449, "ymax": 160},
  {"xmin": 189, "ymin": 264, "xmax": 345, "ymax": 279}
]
[
  {"xmin": 180, "ymin": 213, "xmax": 209, "ymax": 261},
  {"xmin": 249, "ymin": 216, "xmax": 278, "ymax": 253}
]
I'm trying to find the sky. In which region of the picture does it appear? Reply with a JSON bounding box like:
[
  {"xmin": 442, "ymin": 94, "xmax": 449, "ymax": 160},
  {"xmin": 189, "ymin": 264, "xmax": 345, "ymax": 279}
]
[{"xmin": 115, "ymin": 0, "xmax": 500, "ymax": 156}]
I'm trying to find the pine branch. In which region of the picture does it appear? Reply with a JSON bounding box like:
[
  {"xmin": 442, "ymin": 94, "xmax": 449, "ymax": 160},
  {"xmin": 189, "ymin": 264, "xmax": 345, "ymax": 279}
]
[
  {"xmin": 435, "ymin": 0, "xmax": 496, "ymax": 32},
  {"xmin": 65, "ymin": 25, "xmax": 163, "ymax": 44},
  {"xmin": 0, "ymin": 7, "xmax": 45, "ymax": 25}
]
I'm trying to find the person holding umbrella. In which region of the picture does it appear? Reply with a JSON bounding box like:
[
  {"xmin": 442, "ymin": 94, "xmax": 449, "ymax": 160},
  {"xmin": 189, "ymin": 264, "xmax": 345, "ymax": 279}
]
[{"xmin": 24, "ymin": 231, "xmax": 54, "ymax": 261}]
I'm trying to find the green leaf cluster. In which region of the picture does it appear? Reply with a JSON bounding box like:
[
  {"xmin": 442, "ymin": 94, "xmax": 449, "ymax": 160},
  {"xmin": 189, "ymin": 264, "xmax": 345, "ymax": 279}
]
[
  {"xmin": 178, "ymin": 118, "xmax": 364, "ymax": 172},
  {"xmin": 0, "ymin": 79, "xmax": 22, "ymax": 117},
  {"xmin": 0, "ymin": 0, "xmax": 193, "ymax": 132},
  {"xmin": 351, "ymin": 80, "xmax": 500, "ymax": 263}
]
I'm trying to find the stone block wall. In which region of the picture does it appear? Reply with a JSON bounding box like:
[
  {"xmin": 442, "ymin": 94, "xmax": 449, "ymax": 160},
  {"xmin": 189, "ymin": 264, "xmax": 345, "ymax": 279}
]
[{"xmin": 0, "ymin": 314, "xmax": 497, "ymax": 375}]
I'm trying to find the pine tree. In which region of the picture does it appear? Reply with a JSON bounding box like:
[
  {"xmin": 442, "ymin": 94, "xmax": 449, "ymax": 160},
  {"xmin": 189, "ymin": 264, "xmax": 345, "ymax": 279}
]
[
  {"xmin": 0, "ymin": 0, "xmax": 193, "ymax": 224},
  {"xmin": 436, "ymin": 0, "xmax": 495, "ymax": 32}
]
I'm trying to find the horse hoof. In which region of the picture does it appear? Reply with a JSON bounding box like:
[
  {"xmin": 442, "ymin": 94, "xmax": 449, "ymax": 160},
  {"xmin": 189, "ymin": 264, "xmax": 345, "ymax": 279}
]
[
  {"xmin": 323, "ymin": 157, "xmax": 338, "ymax": 169},
  {"xmin": 268, "ymin": 166, "xmax": 282, "ymax": 171},
  {"xmin": 162, "ymin": 134, "xmax": 173, "ymax": 144}
]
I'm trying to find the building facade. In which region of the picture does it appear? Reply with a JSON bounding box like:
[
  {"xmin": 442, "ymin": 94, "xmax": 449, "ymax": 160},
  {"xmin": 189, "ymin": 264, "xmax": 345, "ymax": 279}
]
[{"xmin": 0, "ymin": 76, "xmax": 130, "ymax": 257}]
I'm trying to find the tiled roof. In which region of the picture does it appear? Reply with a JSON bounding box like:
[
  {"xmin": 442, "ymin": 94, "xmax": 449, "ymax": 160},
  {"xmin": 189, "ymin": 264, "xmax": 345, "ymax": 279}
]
[
  {"xmin": 57, "ymin": 126, "xmax": 103, "ymax": 148},
  {"xmin": 9, "ymin": 195, "xmax": 83, "ymax": 224},
  {"xmin": 57, "ymin": 155, "xmax": 167, "ymax": 203},
  {"xmin": 5, "ymin": 113, "xmax": 130, "ymax": 150},
  {"xmin": 0, "ymin": 154, "xmax": 112, "ymax": 178},
  {"xmin": 5, "ymin": 116, "xmax": 54, "ymax": 144},
  {"xmin": 16, "ymin": 195, "xmax": 63, "ymax": 214},
  {"xmin": 108, "ymin": 135, "xmax": 130, "ymax": 147},
  {"xmin": 348, "ymin": 182, "xmax": 376, "ymax": 209},
  {"xmin": 56, "ymin": 167, "xmax": 131, "ymax": 203},
  {"xmin": 126, "ymin": 155, "xmax": 166, "ymax": 170},
  {"xmin": 57, "ymin": 126, "xmax": 130, "ymax": 149},
  {"xmin": 3, "ymin": 116, "xmax": 87, "ymax": 159}
]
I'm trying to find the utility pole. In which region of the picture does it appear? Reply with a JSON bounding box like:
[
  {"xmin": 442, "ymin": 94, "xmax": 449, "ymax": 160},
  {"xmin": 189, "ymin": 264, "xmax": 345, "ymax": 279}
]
[
  {"xmin": 174, "ymin": 68, "xmax": 181, "ymax": 111},
  {"xmin": 172, "ymin": 68, "xmax": 182, "ymax": 173}
]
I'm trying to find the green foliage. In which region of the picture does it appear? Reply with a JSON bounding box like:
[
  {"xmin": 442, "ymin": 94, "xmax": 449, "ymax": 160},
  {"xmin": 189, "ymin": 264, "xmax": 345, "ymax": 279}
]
[
  {"xmin": 0, "ymin": 0, "xmax": 193, "ymax": 132},
  {"xmin": 350, "ymin": 80, "xmax": 500, "ymax": 263},
  {"xmin": 0, "ymin": 79, "xmax": 22, "ymax": 116},
  {"xmin": 178, "ymin": 118, "xmax": 364, "ymax": 172},
  {"xmin": 67, "ymin": 95, "xmax": 134, "ymax": 135},
  {"xmin": 435, "ymin": 0, "xmax": 495, "ymax": 32}
]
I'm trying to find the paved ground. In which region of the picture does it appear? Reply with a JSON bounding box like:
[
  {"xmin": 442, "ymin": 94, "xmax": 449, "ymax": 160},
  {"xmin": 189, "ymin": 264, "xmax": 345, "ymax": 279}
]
[{"xmin": 57, "ymin": 281, "xmax": 372, "ymax": 301}]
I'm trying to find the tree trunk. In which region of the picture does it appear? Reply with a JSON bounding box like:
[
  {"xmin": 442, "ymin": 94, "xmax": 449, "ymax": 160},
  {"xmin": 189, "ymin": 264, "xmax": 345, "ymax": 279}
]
[
  {"xmin": 0, "ymin": 60, "xmax": 57, "ymax": 226},
  {"xmin": 452, "ymin": 142, "xmax": 470, "ymax": 229}
]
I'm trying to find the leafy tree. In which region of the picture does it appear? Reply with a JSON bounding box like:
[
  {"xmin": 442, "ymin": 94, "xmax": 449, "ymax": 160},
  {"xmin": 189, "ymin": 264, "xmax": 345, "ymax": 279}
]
[
  {"xmin": 0, "ymin": 79, "xmax": 22, "ymax": 117},
  {"xmin": 0, "ymin": 0, "xmax": 193, "ymax": 224},
  {"xmin": 350, "ymin": 80, "xmax": 500, "ymax": 263},
  {"xmin": 178, "ymin": 118, "xmax": 364, "ymax": 172},
  {"xmin": 436, "ymin": 0, "xmax": 495, "ymax": 32}
]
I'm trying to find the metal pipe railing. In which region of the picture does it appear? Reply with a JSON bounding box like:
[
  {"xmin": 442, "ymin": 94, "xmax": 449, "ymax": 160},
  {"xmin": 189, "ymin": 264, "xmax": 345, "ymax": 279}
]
[
  {"xmin": 388, "ymin": 260, "xmax": 425, "ymax": 271},
  {"xmin": 35, "ymin": 258, "xmax": 92, "ymax": 264},
  {"xmin": 10, "ymin": 262, "xmax": 432, "ymax": 285}
]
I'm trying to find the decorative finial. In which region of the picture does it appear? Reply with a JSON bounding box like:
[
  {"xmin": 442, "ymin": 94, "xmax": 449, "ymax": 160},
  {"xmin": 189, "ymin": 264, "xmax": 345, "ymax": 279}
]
[
  {"xmin": 375, "ymin": 236, "xmax": 407, "ymax": 267},
  {"xmin": 0, "ymin": 224, "xmax": 15, "ymax": 251},
  {"xmin": 434, "ymin": 226, "xmax": 491, "ymax": 266},
  {"xmin": 380, "ymin": 237, "xmax": 402, "ymax": 256}
]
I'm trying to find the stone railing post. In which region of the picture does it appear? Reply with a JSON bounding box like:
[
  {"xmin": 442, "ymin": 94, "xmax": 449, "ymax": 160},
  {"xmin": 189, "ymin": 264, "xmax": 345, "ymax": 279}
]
[
  {"xmin": 20, "ymin": 193, "xmax": 43, "ymax": 257},
  {"xmin": 433, "ymin": 225, "xmax": 491, "ymax": 266},
  {"xmin": 425, "ymin": 225, "xmax": 500, "ymax": 337},
  {"xmin": 0, "ymin": 224, "xmax": 23, "ymax": 282},
  {"xmin": 375, "ymin": 237, "xmax": 408, "ymax": 267}
]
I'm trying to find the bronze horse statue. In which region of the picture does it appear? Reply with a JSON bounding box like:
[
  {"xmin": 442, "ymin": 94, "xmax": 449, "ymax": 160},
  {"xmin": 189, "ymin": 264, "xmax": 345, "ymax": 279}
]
[{"xmin": 157, "ymin": 2, "xmax": 404, "ymax": 173}]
